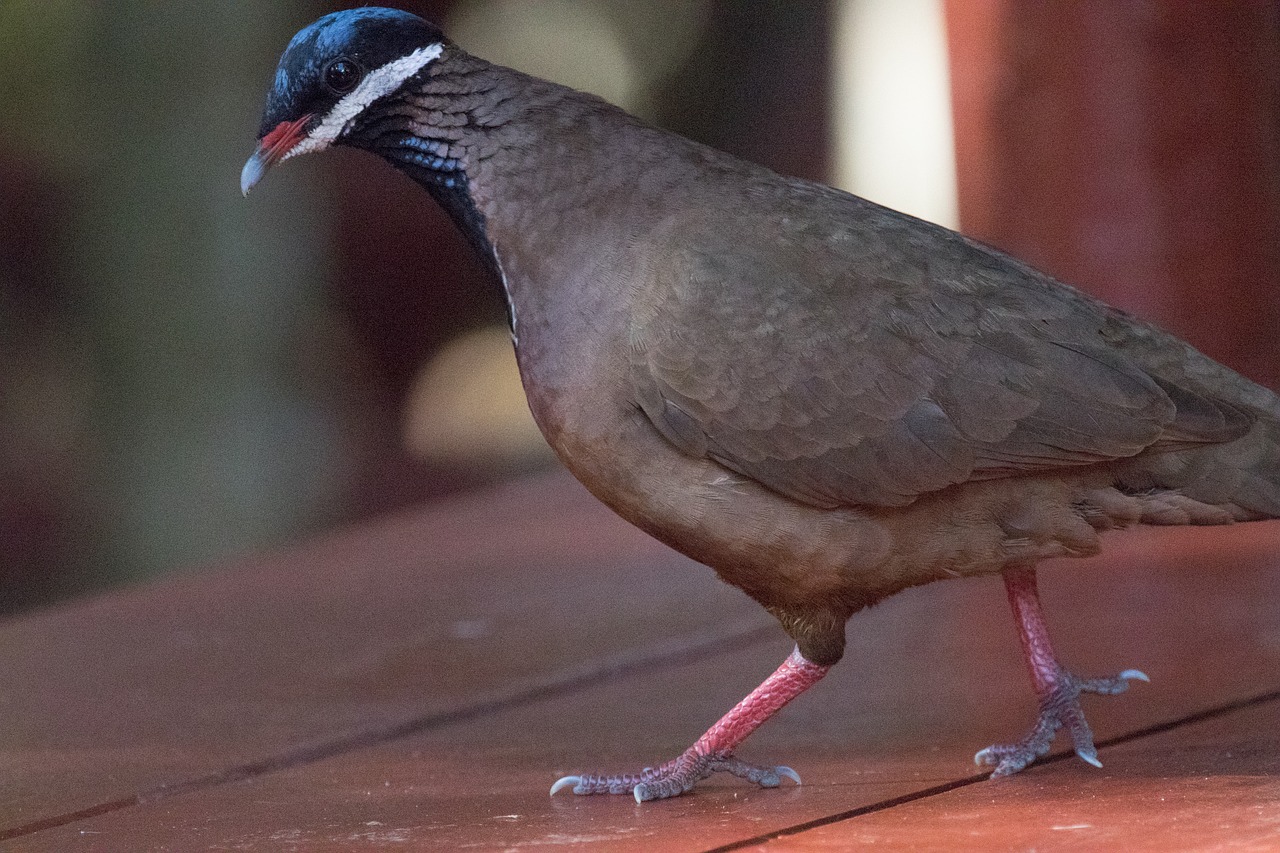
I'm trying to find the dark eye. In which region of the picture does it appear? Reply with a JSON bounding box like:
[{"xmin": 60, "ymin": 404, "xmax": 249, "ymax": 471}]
[{"xmin": 324, "ymin": 59, "xmax": 362, "ymax": 94}]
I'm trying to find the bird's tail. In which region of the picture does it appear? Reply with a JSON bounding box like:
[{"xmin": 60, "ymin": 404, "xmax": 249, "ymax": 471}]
[{"xmin": 1129, "ymin": 413, "xmax": 1280, "ymax": 522}]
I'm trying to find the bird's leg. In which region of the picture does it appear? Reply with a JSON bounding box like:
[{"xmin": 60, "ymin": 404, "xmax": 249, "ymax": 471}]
[
  {"xmin": 551, "ymin": 645, "xmax": 829, "ymax": 802},
  {"xmin": 975, "ymin": 566, "xmax": 1149, "ymax": 777}
]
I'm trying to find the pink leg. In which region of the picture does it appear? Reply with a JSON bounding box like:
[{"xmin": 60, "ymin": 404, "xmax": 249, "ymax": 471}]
[
  {"xmin": 1007, "ymin": 565, "xmax": 1065, "ymax": 696},
  {"xmin": 976, "ymin": 566, "xmax": 1149, "ymax": 777},
  {"xmin": 551, "ymin": 646, "xmax": 830, "ymax": 802}
]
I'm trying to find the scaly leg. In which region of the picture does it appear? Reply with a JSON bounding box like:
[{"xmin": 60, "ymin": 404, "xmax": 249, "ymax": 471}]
[
  {"xmin": 976, "ymin": 566, "xmax": 1149, "ymax": 776},
  {"xmin": 551, "ymin": 646, "xmax": 829, "ymax": 802}
]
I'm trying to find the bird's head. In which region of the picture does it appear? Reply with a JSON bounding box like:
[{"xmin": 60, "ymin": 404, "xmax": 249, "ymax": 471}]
[{"xmin": 240, "ymin": 8, "xmax": 447, "ymax": 196}]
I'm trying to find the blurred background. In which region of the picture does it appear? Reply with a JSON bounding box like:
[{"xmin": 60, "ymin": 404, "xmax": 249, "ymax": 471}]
[{"xmin": 1, "ymin": 0, "xmax": 1277, "ymax": 614}]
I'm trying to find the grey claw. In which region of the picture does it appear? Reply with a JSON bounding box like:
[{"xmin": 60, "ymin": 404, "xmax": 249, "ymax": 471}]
[
  {"xmin": 1119, "ymin": 669, "xmax": 1150, "ymax": 683},
  {"xmin": 550, "ymin": 775, "xmax": 581, "ymax": 796},
  {"xmin": 633, "ymin": 783, "xmax": 651, "ymax": 804},
  {"xmin": 973, "ymin": 747, "xmax": 995, "ymax": 767},
  {"xmin": 1075, "ymin": 747, "xmax": 1103, "ymax": 769},
  {"xmin": 776, "ymin": 765, "xmax": 802, "ymax": 786}
]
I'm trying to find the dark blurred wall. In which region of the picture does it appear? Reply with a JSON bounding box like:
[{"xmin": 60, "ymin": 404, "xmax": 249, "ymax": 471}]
[
  {"xmin": 654, "ymin": 1, "xmax": 833, "ymax": 184},
  {"xmin": 947, "ymin": 0, "xmax": 1280, "ymax": 388},
  {"xmin": 1, "ymin": 1, "xmax": 355, "ymax": 611}
]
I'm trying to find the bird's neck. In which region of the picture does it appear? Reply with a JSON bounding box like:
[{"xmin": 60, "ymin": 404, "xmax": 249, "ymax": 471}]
[{"xmin": 355, "ymin": 52, "xmax": 690, "ymax": 343}]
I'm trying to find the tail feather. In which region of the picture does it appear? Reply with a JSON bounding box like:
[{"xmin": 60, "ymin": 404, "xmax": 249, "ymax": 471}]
[
  {"xmin": 1120, "ymin": 416, "xmax": 1280, "ymax": 522},
  {"xmin": 1104, "ymin": 311, "xmax": 1280, "ymax": 522}
]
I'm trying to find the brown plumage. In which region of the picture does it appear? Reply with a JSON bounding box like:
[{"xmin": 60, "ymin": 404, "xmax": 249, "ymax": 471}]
[{"xmin": 244, "ymin": 10, "xmax": 1280, "ymax": 801}]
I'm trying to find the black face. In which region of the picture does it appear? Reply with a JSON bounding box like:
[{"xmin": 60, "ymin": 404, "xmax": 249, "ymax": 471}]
[{"xmin": 256, "ymin": 8, "xmax": 445, "ymax": 140}]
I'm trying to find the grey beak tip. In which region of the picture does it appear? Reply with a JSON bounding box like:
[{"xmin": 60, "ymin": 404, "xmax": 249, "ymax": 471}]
[{"xmin": 240, "ymin": 151, "xmax": 267, "ymax": 197}]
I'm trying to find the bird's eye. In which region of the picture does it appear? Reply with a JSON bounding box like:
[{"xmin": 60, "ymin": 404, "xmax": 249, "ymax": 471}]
[{"xmin": 324, "ymin": 59, "xmax": 362, "ymax": 95}]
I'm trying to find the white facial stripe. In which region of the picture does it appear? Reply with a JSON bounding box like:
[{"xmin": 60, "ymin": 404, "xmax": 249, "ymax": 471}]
[{"xmin": 286, "ymin": 42, "xmax": 444, "ymax": 159}]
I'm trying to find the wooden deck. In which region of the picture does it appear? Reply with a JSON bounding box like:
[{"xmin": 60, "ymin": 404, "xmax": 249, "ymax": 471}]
[{"xmin": 3, "ymin": 471, "xmax": 1278, "ymax": 851}]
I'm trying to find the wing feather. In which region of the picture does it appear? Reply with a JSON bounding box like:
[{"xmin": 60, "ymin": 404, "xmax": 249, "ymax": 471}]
[{"xmin": 630, "ymin": 189, "xmax": 1252, "ymax": 509}]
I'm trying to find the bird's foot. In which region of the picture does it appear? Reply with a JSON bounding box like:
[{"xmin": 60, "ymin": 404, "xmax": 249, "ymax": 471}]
[
  {"xmin": 975, "ymin": 667, "xmax": 1149, "ymax": 777},
  {"xmin": 551, "ymin": 747, "xmax": 801, "ymax": 802},
  {"xmin": 550, "ymin": 646, "xmax": 826, "ymax": 802}
]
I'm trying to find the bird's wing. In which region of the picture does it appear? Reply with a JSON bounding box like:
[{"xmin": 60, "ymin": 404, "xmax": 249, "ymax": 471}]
[{"xmin": 629, "ymin": 190, "xmax": 1251, "ymax": 509}]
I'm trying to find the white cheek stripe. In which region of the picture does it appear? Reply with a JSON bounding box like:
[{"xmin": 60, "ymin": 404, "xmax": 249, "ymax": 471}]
[{"xmin": 286, "ymin": 42, "xmax": 444, "ymax": 159}]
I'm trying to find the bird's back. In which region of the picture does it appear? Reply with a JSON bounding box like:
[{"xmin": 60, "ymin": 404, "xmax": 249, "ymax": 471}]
[{"xmin": 619, "ymin": 164, "xmax": 1280, "ymax": 528}]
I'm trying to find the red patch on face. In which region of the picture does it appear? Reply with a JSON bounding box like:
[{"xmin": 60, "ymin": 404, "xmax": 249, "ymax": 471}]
[{"xmin": 259, "ymin": 114, "xmax": 314, "ymax": 163}]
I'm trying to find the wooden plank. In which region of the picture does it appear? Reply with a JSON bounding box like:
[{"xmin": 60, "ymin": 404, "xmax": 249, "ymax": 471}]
[
  {"xmin": 14, "ymin": 641, "xmax": 938, "ymax": 853},
  {"xmin": 12, "ymin": 521, "xmax": 1279, "ymax": 850},
  {"xmin": 0, "ymin": 472, "xmax": 768, "ymax": 835},
  {"xmin": 756, "ymin": 699, "xmax": 1280, "ymax": 851}
]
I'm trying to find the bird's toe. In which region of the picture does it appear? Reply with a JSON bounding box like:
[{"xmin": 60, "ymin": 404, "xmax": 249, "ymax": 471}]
[
  {"xmin": 1074, "ymin": 745, "xmax": 1104, "ymax": 769},
  {"xmin": 550, "ymin": 750, "xmax": 801, "ymax": 801},
  {"xmin": 549, "ymin": 775, "xmax": 581, "ymax": 796},
  {"xmin": 1077, "ymin": 667, "xmax": 1150, "ymax": 696},
  {"xmin": 709, "ymin": 755, "xmax": 802, "ymax": 788}
]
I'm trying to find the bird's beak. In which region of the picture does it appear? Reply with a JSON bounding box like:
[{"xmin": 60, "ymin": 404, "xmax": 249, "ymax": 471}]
[{"xmin": 240, "ymin": 114, "xmax": 313, "ymax": 197}]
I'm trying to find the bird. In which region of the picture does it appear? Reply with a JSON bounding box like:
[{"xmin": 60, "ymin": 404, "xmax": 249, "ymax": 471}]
[{"xmin": 242, "ymin": 8, "xmax": 1280, "ymax": 803}]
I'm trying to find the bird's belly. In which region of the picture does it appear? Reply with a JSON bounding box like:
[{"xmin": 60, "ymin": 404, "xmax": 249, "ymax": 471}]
[{"xmin": 527, "ymin": 386, "xmax": 898, "ymax": 610}]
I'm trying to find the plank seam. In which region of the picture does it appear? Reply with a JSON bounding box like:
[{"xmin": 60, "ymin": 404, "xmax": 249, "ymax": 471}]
[{"xmin": 703, "ymin": 686, "xmax": 1280, "ymax": 852}]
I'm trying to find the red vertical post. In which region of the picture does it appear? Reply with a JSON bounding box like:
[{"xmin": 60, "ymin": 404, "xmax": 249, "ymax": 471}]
[{"xmin": 946, "ymin": 0, "xmax": 1280, "ymax": 388}]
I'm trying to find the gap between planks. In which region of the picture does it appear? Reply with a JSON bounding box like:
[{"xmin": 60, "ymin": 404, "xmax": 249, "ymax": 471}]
[{"xmin": 704, "ymin": 686, "xmax": 1280, "ymax": 853}]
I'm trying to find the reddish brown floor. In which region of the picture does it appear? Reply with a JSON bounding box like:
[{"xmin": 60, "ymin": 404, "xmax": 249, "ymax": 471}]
[{"xmin": 2, "ymin": 471, "xmax": 1278, "ymax": 851}]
